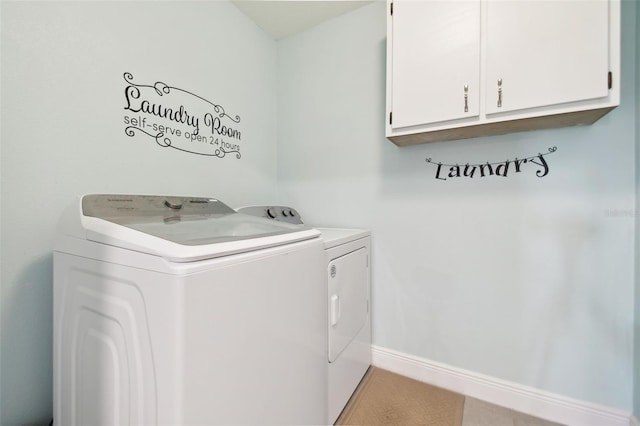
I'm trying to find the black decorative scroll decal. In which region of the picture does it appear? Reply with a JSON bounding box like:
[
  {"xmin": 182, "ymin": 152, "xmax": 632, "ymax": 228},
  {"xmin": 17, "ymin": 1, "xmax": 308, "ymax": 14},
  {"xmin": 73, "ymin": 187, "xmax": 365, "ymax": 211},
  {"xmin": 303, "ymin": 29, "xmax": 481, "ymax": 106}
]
[
  {"xmin": 122, "ymin": 72, "xmax": 242, "ymax": 159},
  {"xmin": 425, "ymin": 147, "xmax": 557, "ymax": 180}
]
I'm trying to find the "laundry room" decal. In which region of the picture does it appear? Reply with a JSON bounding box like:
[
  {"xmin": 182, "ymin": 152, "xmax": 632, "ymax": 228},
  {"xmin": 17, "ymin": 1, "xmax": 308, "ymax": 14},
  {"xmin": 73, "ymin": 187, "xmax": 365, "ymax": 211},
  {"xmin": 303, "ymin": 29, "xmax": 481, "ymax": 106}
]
[
  {"xmin": 425, "ymin": 147, "xmax": 557, "ymax": 180},
  {"xmin": 122, "ymin": 72, "xmax": 242, "ymax": 158}
]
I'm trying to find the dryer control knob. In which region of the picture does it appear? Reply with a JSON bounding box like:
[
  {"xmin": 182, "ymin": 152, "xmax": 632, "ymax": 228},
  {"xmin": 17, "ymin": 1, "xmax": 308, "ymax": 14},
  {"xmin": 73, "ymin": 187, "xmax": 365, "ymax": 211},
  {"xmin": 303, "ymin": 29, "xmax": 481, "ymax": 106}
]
[
  {"xmin": 266, "ymin": 208, "xmax": 277, "ymax": 218},
  {"xmin": 288, "ymin": 210, "xmax": 296, "ymax": 217}
]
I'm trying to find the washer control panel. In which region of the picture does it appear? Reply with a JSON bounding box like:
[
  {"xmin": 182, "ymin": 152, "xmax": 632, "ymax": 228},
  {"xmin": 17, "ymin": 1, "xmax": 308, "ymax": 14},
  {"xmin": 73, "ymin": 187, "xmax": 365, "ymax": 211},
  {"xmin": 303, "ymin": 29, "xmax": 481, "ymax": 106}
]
[
  {"xmin": 82, "ymin": 194, "xmax": 234, "ymax": 219},
  {"xmin": 237, "ymin": 205, "xmax": 304, "ymax": 225}
]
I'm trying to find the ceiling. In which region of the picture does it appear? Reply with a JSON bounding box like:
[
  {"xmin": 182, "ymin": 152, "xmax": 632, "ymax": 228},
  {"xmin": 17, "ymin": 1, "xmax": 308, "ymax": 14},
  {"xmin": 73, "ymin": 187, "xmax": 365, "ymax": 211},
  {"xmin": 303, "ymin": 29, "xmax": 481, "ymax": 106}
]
[{"xmin": 231, "ymin": 1, "xmax": 374, "ymax": 40}]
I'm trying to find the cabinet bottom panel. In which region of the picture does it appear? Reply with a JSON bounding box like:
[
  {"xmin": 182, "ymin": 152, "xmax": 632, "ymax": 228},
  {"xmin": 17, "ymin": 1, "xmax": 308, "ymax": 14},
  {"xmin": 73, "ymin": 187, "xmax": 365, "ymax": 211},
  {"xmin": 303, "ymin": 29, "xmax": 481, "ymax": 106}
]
[{"xmin": 387, "ymin": 106, "xmax": 615, "ymax": 146}]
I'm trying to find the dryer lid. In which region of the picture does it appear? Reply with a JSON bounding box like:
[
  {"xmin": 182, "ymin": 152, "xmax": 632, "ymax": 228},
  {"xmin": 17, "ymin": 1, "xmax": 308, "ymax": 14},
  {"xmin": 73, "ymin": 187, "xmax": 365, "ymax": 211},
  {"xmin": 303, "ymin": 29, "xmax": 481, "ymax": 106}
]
[{"xmin": 60, "ymin": 194, "xmax": 320, "ymax": 262}]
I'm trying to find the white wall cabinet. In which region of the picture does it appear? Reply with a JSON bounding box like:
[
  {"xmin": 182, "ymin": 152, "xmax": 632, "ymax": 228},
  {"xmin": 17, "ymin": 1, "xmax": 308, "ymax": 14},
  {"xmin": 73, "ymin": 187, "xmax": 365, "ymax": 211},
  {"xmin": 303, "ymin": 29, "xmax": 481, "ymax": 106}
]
[
  {"xmin": 386, "ymin": 0, "xmax": 620, "ymax": 146},
  {"xmin": 391, "ymin": 1, "xmax": 481, "ymax": 128}
]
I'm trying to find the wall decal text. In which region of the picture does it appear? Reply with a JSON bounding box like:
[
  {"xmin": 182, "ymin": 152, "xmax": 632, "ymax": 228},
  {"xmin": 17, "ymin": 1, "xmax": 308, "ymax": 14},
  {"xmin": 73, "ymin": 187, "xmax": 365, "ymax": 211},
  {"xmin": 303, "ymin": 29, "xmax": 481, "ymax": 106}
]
[
  {"xmin": 426, "ymin": 147, "xmax": 557, "ymax": 181},
  {"xmin": 123, "ymin": 72, "xmax": 242, "ymax": 158}
]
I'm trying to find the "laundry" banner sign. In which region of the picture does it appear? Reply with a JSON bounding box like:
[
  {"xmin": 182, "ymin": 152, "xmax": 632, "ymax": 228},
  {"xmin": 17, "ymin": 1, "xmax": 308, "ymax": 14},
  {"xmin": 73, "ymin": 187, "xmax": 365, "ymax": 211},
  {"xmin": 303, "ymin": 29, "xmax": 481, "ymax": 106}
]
[{"xmin": 426, "ymin": 147, "xmax": 557, "ymax": 181}]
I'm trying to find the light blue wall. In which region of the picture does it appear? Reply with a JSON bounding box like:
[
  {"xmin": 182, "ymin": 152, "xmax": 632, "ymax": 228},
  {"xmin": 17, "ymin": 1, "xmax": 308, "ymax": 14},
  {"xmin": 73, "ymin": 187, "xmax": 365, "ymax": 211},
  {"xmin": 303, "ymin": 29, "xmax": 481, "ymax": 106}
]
[
  {"xmin": 634, "ymin": 0, "xmax": 640, "ymax": 418},
  {"xmin": 277, "ymin": 0, "xmax": 638, "ymax": 411},
  {"xmin": 1, "ymin": 1, "xmax": 638, "ymax": 424},
  {"xmin": 0, "ymin": 2, "xmax": 277, "ymax": 424}
]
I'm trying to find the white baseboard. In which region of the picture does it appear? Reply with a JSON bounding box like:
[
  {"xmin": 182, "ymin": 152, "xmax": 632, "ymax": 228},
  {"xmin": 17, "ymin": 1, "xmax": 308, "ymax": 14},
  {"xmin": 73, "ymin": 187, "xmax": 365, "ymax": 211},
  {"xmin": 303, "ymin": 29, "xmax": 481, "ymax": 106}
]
[{"xmin": 372, "ymin": 345, "xmax": 631, "ymax": 426}]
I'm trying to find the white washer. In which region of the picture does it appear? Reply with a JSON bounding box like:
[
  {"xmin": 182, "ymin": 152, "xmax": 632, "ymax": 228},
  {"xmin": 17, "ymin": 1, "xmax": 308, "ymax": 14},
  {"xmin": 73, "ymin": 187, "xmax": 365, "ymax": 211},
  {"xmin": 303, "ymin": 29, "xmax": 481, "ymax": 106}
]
[
  {"xmin": 237, "ymin": 207, "xmax": 371, "ymax": 424},
  {"xmin": 53, "ymin": 195, "xmax": 328, "ymax": 426}
]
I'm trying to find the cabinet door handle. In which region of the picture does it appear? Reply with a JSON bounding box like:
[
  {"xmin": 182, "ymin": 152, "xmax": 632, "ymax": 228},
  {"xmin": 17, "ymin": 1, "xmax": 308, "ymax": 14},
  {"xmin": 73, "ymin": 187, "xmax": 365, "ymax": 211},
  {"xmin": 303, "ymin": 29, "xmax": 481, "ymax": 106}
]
[
  {"xmin": 497, "ymin": 78, "xmax": 503, "ymax": 108},
  {"xmin": 464, "ymin": 85, "xmax": 469, "ymax": 113}
]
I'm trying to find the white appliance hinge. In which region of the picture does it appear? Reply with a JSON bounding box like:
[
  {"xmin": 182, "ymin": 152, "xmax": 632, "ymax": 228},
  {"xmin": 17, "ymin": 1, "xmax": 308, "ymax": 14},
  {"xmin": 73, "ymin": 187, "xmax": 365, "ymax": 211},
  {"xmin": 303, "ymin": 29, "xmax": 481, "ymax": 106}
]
[
  {"xmin": 608, "ymin": 71, "xmax": 612, "ymax": 89},
  {"xmin": 390, "ymin": 2, "xmax": 393, "ymax": 15},
  {"xmin": 389, "ymin": 112, "xmax": 392, "ymax": 125}
]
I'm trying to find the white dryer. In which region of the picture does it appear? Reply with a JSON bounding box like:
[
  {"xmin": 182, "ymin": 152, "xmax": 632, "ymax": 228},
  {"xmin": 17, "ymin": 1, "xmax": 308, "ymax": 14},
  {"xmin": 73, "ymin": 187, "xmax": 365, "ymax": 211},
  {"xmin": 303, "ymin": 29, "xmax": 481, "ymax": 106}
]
[
  {"xmin": 320, "ymin": 228, "xmax": 371, "ymax": 424},
  {"xmin": 53, "ymin": 195, "xmax": 328, "ymax": 425},
  {"xmin": 237, "ymin": 207, "xmax": 371, "ymax": 424}
]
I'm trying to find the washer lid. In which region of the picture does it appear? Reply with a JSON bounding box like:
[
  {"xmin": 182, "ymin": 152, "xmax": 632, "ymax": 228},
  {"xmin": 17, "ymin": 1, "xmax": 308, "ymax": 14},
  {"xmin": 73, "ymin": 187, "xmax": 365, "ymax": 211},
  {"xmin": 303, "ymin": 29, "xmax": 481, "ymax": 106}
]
[{"xmin": 62, "ymin": 194, "xmax": 320, "ymax": 262}]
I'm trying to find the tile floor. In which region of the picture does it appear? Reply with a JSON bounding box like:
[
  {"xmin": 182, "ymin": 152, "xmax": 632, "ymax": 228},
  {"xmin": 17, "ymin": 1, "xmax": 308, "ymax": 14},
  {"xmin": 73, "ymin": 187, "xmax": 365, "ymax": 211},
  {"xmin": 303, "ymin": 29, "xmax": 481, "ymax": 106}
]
[{"xmin": 462, "ymin": 397, "xmax": 564, "ymax": 426}]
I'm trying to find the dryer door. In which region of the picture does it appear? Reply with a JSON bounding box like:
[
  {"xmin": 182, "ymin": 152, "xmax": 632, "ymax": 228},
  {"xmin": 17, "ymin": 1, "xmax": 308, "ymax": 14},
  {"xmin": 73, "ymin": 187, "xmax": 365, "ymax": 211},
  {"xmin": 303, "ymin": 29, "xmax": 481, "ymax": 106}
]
[{"xmin": 328, "ymin": 247, "xmax": 369, "ymax": 363}]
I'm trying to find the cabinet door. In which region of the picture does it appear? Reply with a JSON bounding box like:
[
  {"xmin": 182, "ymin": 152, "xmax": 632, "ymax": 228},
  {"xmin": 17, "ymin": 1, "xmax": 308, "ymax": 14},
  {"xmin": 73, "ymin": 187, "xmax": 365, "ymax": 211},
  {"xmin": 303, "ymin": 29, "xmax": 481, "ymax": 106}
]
[
  {"xmin": 391, "ymin": 0, "xmax": 480, "ymax": 129},
  {"xmin": 485, "ymin": 0, "xmax": 609, "ymax": 115}
]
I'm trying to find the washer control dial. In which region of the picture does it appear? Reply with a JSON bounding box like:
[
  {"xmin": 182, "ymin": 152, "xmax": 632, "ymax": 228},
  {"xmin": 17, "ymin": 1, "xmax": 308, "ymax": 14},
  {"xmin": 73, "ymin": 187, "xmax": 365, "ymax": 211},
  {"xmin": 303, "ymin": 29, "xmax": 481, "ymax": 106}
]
[{"xmin": 164, "ymin": 198, "xmax": 183, "ymax": 210}]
